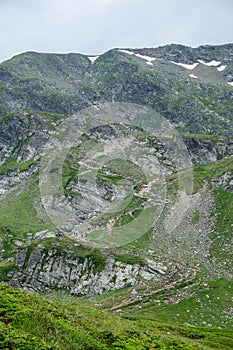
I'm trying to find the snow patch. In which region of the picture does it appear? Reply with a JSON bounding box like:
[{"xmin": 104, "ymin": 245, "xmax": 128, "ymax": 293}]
[
  {"xmin": 170, "ymin": 61, "xmax": 199, "ymax": 70},
  {"xmin": 198, "ymin": 59, "xmax": 221, "ymax": 67},
  {"xmin": 119, "ymin": 49, "xmax": 156, "ymax": 65},
  {"xmin": 134, "ymin": 53, "xmax": 156, "ymax": 63},
  {"xmin": 227, "ymin": 82, "xmax": 233, "ymax": 86},
  {"xmin": 118, "ymin": 49, "xmax": 134, "ymax": 55},
  {"xmin": 119, "ymin": 51, "xmax": 225, "ymax": 74},
  {"xmin": 217, "ymin": 65, "xmax": 227, "ymax": 72},
  {"xmin": 189, "ymin": 74, "xmax": 198, "ymax": 79},
  {"xmin": 88, "ymin": 56, "xmax": 99, "ymax": 64}
]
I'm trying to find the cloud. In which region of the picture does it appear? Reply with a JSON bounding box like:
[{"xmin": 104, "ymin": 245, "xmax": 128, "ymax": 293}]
[{"xmin": 0, "ymin": 0, "xmax": 232, "ymax": 62}]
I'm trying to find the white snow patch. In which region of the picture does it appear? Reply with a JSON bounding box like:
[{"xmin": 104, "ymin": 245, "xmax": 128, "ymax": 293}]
[
  {"xmin": 217, "ymin": 65, "xmax": 227, "ymax": 72},
  {"xmin": 118, "ymin": 49, "xmax": 134, "ymax": 55},
  {"xmin": 118, "ymin": 51, "xmax": 225, "ymax": 74},
  {"xmin": 134, "ymin": 53, "xmax": 156, "ymax": 63},
  {"xmin": 198, "ymin": 59, "xmax": 221, "ymax": 67},
  {"xmin": 227, "ymin": 82, "xmax": 233, "ymax": 86},
  {"xmin": 189, "ymin": 73, "xmax": 198, "ymax": 79},
  {"xmin": 119, "ymin": 49, "xmax": 156, "ymax": 65},
  {"xmin": 88, "ymin": 56, "xmax": 99, "ymax": 64},
  {"xmin": 170, "ymin": 61, "xmax": 199, "ymax": 70}
]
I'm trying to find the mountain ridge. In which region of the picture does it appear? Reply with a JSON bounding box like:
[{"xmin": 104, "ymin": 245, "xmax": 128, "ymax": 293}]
[{"xmin": 0, "ymin": 43, "xmax": 232, "ymax": 136}]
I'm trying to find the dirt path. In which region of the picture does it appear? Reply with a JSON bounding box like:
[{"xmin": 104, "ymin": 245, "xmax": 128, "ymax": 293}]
[{"xmin": 107, "ymin": 267, "xmax": 198, "ymax": 311}]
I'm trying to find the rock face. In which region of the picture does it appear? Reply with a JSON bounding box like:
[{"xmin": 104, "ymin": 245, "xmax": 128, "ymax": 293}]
[
  {"xmin": 0, "ymin": 113, "xmax": 56, "ymax": 164},
  {"xmin": 8, "ymin": 244, "xmax": 174, "ymax": 296},
  {"xmin": 131, "ymin": 44, "xmax": 233, "ymax": 66},
  {"xmin": 182, "ymin": 136, "xmax": 233, "ymax": 165}
]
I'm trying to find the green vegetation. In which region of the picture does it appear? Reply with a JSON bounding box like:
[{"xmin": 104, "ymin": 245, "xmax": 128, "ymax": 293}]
[
  {"xmin": 209, "ymin": 187, "xmax": 233, "ymax": 268},
  {"xmin": 124, "ymin": 278, "xmax": 233, "ymax": 330},
  {"xmin": 1, "ymin": 283, "xmax": 232, "ymax": 349},
  {"xmin": 191, "ymin": 211, "xmax": 200, "ymax": 225},
  {"xmin": 101, "ymin": 158, "xmax": 147, "ymax": 185},
  {"xmin": 193, "ymin": 157, "xmax": 233, "ymax": 191},
  {"xmin": 0, "ymin": 175, "xmax": 53, "ymax": 239},
  {"xmin": 114, "ymin": 253, "xmax": 144, "ymax": 266},
  {"xmin": 167, "ymin": 156, "xmax": 233, "ymax": 193},
  {"xmin": 62, "ymin": 139, "xmax": 99, "ymax": 192},
  {"xmin": 0, "ymin": 157, "xmax": 38, "ymax": 174},
  {"xmin": 126, "ymin": 227, "xmax": 153, "ymax": 250}
]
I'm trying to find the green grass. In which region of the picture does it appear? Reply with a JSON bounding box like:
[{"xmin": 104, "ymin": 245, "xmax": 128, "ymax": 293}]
[
  {"xmin": 191, "ymin": 211, "xmax": 200, "ymax": 225},
  {"xmin": 123, "ymin": 278, "xmax": 233, "ymax": 330},
  {"xmin": 113, "ymin": 253, "xmax": 145, "ymax": 266},
  {"xmin": 126, "ymin": 228, "xmax": 153, "ymax": 250},
  {"xmin": 193, "ymin": 157, "xmax": 233, "ymax": 191},
  {"xmin": 209, "ymin": 187, "xmax": 233, "ymax": 269},
  {"xmin": 0, "ymin": 261, "xmax": 16, "ymax": 281},
  {"xmin": 167, "ymin": 156, "xmax": 233, "ymax": 193},
  {"xmin": 0, "ymin": 175, "xmax": 53, "ymax": 238},
  {"xmin": 0, "ymin": 157, "xmax": 38, "ymax": 174},
  {"xmin": 85, "ymin": 194, "xmax": 148, "ymax": 243},
  {"xmin": 101, "ymin": 158, "xmax": 147, "ymax": 185},
  {"xmin": 97, "ymin": 172, "xmax": 127, "ymax": 185},
  {"xmin": 1, "ymin": 283, "xmax": 233, "ymax": 349},
  {"xmin": 113, "ymin": 209, "xmax": 142, "ymax": 228},
  {"xmin": 62, "ymin": 138, "xmax": 103, "ymax": 194}
]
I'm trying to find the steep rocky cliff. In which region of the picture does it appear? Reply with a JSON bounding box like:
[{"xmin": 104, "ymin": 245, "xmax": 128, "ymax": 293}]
[{"xmin": 8, "ymin": 240, "xmax": 182, "ymax": 296}]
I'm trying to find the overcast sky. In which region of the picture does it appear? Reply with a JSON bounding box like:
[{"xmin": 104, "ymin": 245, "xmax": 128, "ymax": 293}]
[{"xmin": 0, "ymin": 0, "xmax": 232, "ymax": 62}]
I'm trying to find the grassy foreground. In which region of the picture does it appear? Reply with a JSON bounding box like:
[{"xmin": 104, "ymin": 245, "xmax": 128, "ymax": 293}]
[{"xmin": 0, "ymin": 284, "xmax": 232, "ymax": 349}]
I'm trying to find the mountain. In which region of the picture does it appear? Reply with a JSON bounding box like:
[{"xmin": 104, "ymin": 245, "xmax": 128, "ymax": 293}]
[
  {"xmin": 0, "ymin": 44, "xmax": 232, "ymax": 346},
  {"xmin": 0, "ymin": 44, "xmax": 232, "ymax": 134}
]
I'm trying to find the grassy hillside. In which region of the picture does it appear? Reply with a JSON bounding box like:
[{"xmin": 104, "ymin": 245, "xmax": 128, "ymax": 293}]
[{"xmin": 0, "ymin": 283, "xmax": 233, "ymax": 349}]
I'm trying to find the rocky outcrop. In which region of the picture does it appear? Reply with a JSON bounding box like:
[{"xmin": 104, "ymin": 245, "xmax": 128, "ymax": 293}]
[
  {"xmin": 7, "ymin": 243, "xmax": 175, "ymax": 296},
  {"xmin": 131, "ymin": 43, "xmax": 233, "ymax": 65},
  {"xmin": 182, "ymin": 136, "xmax": 233, "ymax": 165},
  {"xmin": 212, "ymin": 172, "xmax": 233, "ymax": 192},
  {"xmin": 0, "ymin": 165, "xmax": 39, "ymax": 195},
  {"xmin": 0, "ymin": 113, "xmax": 55, "ymax": 164}
]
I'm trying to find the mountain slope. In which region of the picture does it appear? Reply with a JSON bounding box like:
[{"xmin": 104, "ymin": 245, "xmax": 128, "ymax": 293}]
[
  {"xmin": 1, "ymin": 283, "xmax": 233, "ymax": 349},
  {"xmin": 0, "ymin": 44, "xmax": 232, "ymax": 335},
  {"xmin": 0, "ymin": 44, "xmax": 232, "ymax": 135}
]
